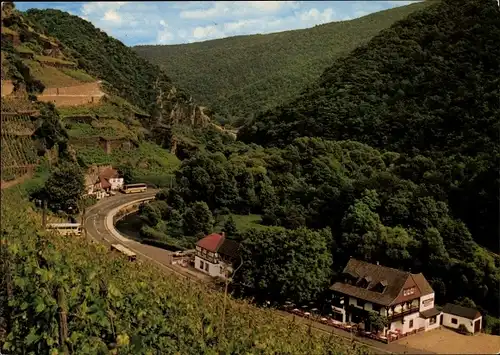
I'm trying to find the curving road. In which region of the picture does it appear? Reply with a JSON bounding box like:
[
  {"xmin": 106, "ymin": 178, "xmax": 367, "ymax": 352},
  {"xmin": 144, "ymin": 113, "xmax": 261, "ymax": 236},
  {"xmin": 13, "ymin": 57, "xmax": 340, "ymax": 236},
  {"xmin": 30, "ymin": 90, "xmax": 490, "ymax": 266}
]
[
  {"xmin": 83, "ymin": 191, "xmax": 433, "ymax": 355},
  {"xmin": 82, "ymin": 191, "xmax": 213, "ymax": 283}
]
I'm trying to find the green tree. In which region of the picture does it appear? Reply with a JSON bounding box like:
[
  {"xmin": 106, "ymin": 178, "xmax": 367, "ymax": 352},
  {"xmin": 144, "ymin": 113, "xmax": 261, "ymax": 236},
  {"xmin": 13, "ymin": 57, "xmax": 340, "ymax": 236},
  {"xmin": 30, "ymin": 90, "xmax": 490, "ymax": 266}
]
[
  {"xmin": 32, "ymin": 103, "xmax": 69, "ymax": 158},
  {"xmin": 166, "ymin": 208, "xmax": 184, "ymax": 238},
  {"xmin": 236, "ymin": 227, "xmax": 333, "ymax": 304},
  {"xmin": 139, "ymin": 203, "xmax": 161, "ymax": 227},
  {"xmin": 223, "ymin": 215, "xmax": 238, "ymax": 238},
  {"xmin": 43, "ymin": 163, "xmax": 84, "ymax": 213},
  {"xmin": 182, "ymin": 201, "xmax": 214, "ymax": 236},
  {"xmin": 368, "ymin": 312, "xmax": 388, "ymax": 333}
]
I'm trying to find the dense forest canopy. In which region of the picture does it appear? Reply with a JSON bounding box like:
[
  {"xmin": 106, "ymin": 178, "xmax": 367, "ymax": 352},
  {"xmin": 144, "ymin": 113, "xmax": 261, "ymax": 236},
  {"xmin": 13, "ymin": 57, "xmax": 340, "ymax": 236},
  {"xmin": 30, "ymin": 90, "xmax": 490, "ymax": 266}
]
[
  {"xmin": 134, "ymin": 1, "xmax": 430, "ymax": 125},
  {"xmin": 141, "ymin": 135, "xmax": 500, "ymax": 325},
  {"xmin": 238, "ymin": 0, "xmax": 500, "ymax": 253}
]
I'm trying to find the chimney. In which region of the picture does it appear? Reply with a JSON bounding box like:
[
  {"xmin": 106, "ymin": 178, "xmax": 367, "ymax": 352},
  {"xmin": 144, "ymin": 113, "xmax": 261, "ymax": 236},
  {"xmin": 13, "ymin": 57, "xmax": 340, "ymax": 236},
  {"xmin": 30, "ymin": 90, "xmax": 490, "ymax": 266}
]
[
  {"xmin": 376, "ymin": 261, "xmax": 379, "ymax": 265},
  {"xmin": 221, "ymin": 232, "xmax": 225, "ymax": 238}
]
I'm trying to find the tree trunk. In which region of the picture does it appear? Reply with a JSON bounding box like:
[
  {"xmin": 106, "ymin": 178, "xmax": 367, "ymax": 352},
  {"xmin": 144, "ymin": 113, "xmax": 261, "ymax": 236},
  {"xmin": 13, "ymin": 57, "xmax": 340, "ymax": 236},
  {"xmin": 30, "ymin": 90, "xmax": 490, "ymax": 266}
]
[{"xmin": 57, "ymin": 286, "xmax": 69, "ymax": 355}]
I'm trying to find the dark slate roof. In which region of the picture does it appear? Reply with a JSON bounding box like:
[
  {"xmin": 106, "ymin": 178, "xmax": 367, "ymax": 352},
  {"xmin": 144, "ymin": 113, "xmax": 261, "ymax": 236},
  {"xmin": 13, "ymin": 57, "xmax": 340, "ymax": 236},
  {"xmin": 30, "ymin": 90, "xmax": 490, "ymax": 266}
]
[
  {"xmin": 330, "ymin": 258, "xmax": 412, "ymax": 306},
  {"xmin": 442, "ymin": 303, "xmax": 481, "ymax": 320},
  {"xmin": 420, "ymin": 307, "xmax": 442, "ymax": 319},
  {"xmin": 218, "ymin": 238, "xmax": 240, "ymax": 259},
  {"xmin": 412, "ymin": 273, "xmax": 434, "ymax": 296}
]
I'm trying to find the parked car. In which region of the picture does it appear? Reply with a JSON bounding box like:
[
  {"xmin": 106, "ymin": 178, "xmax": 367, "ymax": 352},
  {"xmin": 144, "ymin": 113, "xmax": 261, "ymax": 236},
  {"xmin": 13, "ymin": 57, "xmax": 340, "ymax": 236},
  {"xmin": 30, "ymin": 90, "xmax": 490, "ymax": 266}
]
[{"xmin": 173, "ymin": 249, "xmax": 196, "ymax": 257}]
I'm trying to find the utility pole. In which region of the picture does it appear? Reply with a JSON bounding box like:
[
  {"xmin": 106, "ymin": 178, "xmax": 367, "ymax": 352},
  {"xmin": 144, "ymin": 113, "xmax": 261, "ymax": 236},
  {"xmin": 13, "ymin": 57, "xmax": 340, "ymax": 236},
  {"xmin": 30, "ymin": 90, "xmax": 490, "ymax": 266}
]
[{"xmin": 220, "ymin": 255, "xmax": 243, "ymax": 340}]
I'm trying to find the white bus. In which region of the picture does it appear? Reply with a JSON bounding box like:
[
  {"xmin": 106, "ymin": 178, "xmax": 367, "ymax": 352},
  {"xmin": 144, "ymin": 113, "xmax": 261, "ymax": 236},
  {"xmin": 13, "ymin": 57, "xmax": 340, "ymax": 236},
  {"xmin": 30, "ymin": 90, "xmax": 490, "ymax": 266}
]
[
  {"xmin": 121, "ymin": 183, "xmax": 147, "ymax": 194},
  {"xmin": 46, "ymin": 223, "xmax": 82, "ymax": 236},
  {"xmin": 110, "ymin": 243, "xmax": 137, "ymax": 261}
]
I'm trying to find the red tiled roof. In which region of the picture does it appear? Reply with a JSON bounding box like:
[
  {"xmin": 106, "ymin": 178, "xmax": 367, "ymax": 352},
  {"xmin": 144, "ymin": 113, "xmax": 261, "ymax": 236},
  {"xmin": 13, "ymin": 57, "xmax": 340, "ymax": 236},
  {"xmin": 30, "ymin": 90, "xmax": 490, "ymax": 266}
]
[
  {"xmin": 99, "ymin": 176, "xmax": 111, "ymax": 189},
  {"xmin": 100, "ymin": 168, "xmax": 119, "ymax": 180},
  {"xmin": 196, "ymin": 233, "xmax": 224, "ymax": 252}
]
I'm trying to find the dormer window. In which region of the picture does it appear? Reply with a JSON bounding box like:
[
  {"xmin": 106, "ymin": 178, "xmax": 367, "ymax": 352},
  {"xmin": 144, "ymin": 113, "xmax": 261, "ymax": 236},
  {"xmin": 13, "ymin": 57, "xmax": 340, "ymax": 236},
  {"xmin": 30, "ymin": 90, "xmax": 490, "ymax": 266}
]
[
  {"xmin": 403, "ymin": 287, "xmax": 416, "ymax": 297},
  {"xmin": 358, "ymin": 276, "xmax": 372, "ymax": 289},
  {"xmin": 343, "ymin": 271, "xmax": 358, "ymax": 285},
  {"xmin": 373, "ymin": 280, "xmax": 388, "ymax": 293}
]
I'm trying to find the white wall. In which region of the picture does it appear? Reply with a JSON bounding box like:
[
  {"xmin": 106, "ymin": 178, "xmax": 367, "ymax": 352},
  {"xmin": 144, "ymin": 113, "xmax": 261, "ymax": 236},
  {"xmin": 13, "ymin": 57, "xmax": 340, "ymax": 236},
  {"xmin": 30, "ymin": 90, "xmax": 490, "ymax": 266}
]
[
  {"xmin": 109, "ymin": 178, "xmax": 124, "ymax": 190},
  {"xmin": 443, "ymin": 313, "xmax": 481, "ymax": 333},
  {"xmin": 389, "ymin": 312, "xmax": 422, "ymax": 335},
  {"xmin": 194, "ymin": 255, "xmax": 219, "ymax": 277},
  {"xmin": 402, "ymin": 312, "xmax": 421, "ymax": 334},
  {"xmin": 425, "ymin": 315, "xmax": 441, "ymax": 331},
  {"xmin": 419, "ymin": 293, "xmax": 435, "ymax": 312},
  {"xmin": 194, "ymin": 255, "xmax": 232, "ymax": 279},
  {"xmin": 390, "ymin": 320, "xmax": 403, "ymax": 332}
]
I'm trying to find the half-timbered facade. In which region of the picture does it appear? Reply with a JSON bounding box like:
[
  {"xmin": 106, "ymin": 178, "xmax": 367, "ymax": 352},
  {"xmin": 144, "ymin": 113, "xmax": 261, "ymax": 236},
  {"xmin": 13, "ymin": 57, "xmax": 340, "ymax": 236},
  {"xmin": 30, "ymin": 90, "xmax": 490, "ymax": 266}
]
[{"xmin": 330, "ymin": 258, "xmax": 442, "ymax": 335}]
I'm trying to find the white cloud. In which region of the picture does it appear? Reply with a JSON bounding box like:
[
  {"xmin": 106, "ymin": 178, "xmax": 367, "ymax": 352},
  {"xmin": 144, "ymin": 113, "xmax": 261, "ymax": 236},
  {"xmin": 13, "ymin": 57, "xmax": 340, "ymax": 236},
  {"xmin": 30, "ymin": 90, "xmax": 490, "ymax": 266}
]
[
  {"xmin": 180, "ymin": 3, "xmax": 229, "ymax": 19},
  {"xmin": 192, "ymin": 25, "xmax": 223, "ymax": 40},
  {"xmin": 180, "ymin": 1, "xmax": 300, "ymax": 20},
  {"xmin": 17, "ymin": 1, "xmax": 418, "ymax": 45},
  {"xmin": 81, "ymin": 2, "xmax": 127, "ymax": 16},
  {"xmin": 103, "ymin": 10, "xmax": 121, "ymax": 23},
  {"xmin": 299, "ymin": 8, "xmax": 335, "ymax": 23},
  {"xmin": 157, "ymin": 29, "xmax": 174, "ymax": 44}
]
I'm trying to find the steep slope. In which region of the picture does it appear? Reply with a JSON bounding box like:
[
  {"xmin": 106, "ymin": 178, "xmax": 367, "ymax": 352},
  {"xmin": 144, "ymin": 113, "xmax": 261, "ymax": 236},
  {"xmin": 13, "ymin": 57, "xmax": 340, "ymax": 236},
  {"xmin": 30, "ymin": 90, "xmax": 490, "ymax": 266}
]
[
  {"xmin": 1, "ymin": 3, "xmax": 183, "ymax": 188},
  {"xmin": 1, "ymin": 187, "xmax": 367, "ymax": 354},
  {"xmin": 239, "ymin": 0, "xmax": 500, "ymax": 252},
  {"xmin": 25, "ymin": 9, "xmax": 211, "ymax": 133},
  {"xmin": 134, "ymin": 1, "xmax": 431, "ymax": 124}
]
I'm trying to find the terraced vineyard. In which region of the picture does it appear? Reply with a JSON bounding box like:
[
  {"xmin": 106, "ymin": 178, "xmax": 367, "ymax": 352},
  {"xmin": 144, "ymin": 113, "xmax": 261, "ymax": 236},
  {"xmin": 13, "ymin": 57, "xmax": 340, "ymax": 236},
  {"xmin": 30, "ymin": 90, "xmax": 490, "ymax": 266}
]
[{"xmin": 0, "ymin": 98, "xmax": 40, "ymax": 183}]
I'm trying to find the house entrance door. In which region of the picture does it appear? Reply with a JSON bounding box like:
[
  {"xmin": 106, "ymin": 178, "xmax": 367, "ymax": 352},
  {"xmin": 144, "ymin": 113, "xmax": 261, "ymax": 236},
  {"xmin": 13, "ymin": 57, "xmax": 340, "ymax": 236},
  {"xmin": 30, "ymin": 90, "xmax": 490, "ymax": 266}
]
[
  {"xmin": 474, "ymin": 319, "xmax": 480, "ymax": 333},
  {"xmin": 440, "ymin": 314, "xmax": 443, "ymax": 325}
]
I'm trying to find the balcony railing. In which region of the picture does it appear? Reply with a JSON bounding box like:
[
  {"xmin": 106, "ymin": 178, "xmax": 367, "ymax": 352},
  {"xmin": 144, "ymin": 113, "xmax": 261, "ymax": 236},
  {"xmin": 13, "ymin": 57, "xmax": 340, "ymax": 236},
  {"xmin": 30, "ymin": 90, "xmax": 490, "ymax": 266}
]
[{"xmin": 387, "ymin": 306, "xmax": 420, "ymax": 320}]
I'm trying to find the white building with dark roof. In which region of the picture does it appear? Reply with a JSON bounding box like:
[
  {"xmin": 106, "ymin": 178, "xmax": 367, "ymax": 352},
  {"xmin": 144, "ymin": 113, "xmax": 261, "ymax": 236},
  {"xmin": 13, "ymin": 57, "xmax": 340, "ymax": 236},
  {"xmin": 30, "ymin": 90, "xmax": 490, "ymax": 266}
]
[
  {"xmin": 330, "ymin": 258, "xmax": 442, "ymax": 336},
  {"xmin": 442, "ymin": 303, "xmax": 482, "ymax": 334}
]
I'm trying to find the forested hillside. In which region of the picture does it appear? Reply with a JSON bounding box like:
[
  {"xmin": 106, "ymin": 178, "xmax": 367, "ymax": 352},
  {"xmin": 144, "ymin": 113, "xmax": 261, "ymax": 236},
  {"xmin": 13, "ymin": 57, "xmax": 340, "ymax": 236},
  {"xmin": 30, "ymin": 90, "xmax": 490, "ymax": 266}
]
[
  {"xmin": 141, "ymin": 135, "xmax": 500, "ymax": 329},
  {"xmin": 239, "ymin": 0, "xmax": 500, "ymax": 253},
  {"xmin": 134, "ymin": 1, "xmax": 430, "ymax": 125},
  {"xmin": 25, "ymin": 9, "xmax": 210, "ymax": 136}
]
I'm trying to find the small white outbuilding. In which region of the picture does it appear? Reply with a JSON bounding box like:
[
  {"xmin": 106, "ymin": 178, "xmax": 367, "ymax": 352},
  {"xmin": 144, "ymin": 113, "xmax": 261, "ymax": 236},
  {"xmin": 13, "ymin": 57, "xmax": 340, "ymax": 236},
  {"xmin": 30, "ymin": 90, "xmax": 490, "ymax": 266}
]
[{"xmin": 442, "ymin": 303, "xmax": 482, "ymax": 334}]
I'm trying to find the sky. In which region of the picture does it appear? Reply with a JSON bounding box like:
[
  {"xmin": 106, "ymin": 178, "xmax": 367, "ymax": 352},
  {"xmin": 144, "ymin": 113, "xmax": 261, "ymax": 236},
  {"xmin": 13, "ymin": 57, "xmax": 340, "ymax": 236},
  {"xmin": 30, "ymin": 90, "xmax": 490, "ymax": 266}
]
[{"xmin": 15, "ymin": 1, "xmax": 421, "ymax": 46}]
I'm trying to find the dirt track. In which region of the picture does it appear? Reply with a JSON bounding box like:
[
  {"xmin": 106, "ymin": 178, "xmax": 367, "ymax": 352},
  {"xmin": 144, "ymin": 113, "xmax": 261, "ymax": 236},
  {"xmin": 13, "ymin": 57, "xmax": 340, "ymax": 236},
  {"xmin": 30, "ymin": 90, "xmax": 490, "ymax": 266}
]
[{"xmin": 395, "ymin": 328, "xmax": 500, "ymax": 354}]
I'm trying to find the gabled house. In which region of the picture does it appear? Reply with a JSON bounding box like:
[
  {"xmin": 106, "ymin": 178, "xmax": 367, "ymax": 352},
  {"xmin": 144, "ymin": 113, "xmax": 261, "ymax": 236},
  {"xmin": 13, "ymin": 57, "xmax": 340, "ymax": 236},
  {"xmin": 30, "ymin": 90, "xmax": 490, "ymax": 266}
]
[
  {"xmin": 330, "ymin": 258, "xmax": 442, "ymax": 335},
  {"xmin": 194, "ymin": 232, "xmax": 240, "ymax": 279},
  {"xmin": 83, "ymin": 165, "xmax": 123, "ymax": 199},
  {"xmin": 99, "ymin": 167, "xmax": 123, "ymax": 191},
  {"xmin": 442, "ymin": 303, "xmax": 482, "ymax": 334}
]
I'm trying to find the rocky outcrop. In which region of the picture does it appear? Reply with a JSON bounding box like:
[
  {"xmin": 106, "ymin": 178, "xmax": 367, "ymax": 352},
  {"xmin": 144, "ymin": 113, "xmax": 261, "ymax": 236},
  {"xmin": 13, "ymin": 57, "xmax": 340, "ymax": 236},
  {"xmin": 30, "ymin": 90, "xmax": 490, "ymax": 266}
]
[{"xmin": 168, "ymin": 104, "xmax": 211, "ymax": 127}]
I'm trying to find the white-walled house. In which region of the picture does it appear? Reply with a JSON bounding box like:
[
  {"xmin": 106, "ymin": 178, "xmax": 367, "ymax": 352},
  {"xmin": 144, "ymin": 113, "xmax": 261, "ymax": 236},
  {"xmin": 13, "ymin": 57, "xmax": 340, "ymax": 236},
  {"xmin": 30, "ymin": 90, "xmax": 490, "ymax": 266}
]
[
  {"xmin": 99, "ymin": 168, "xmax": 123, "ymax": 191},
  {"xmin": 330, "ymin": 258, "xmax": 442, "ymax": 336},
  {"xmin": 194, "ymin": 232, "xmax": 240, "ymax": 280},
  {"xmin": 83, "ymin": 165, "xmax": 123, "ymax": 199},
  {"xmin": 442, "ymin": 303, "xmax": 482, "ymax": 334}
]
